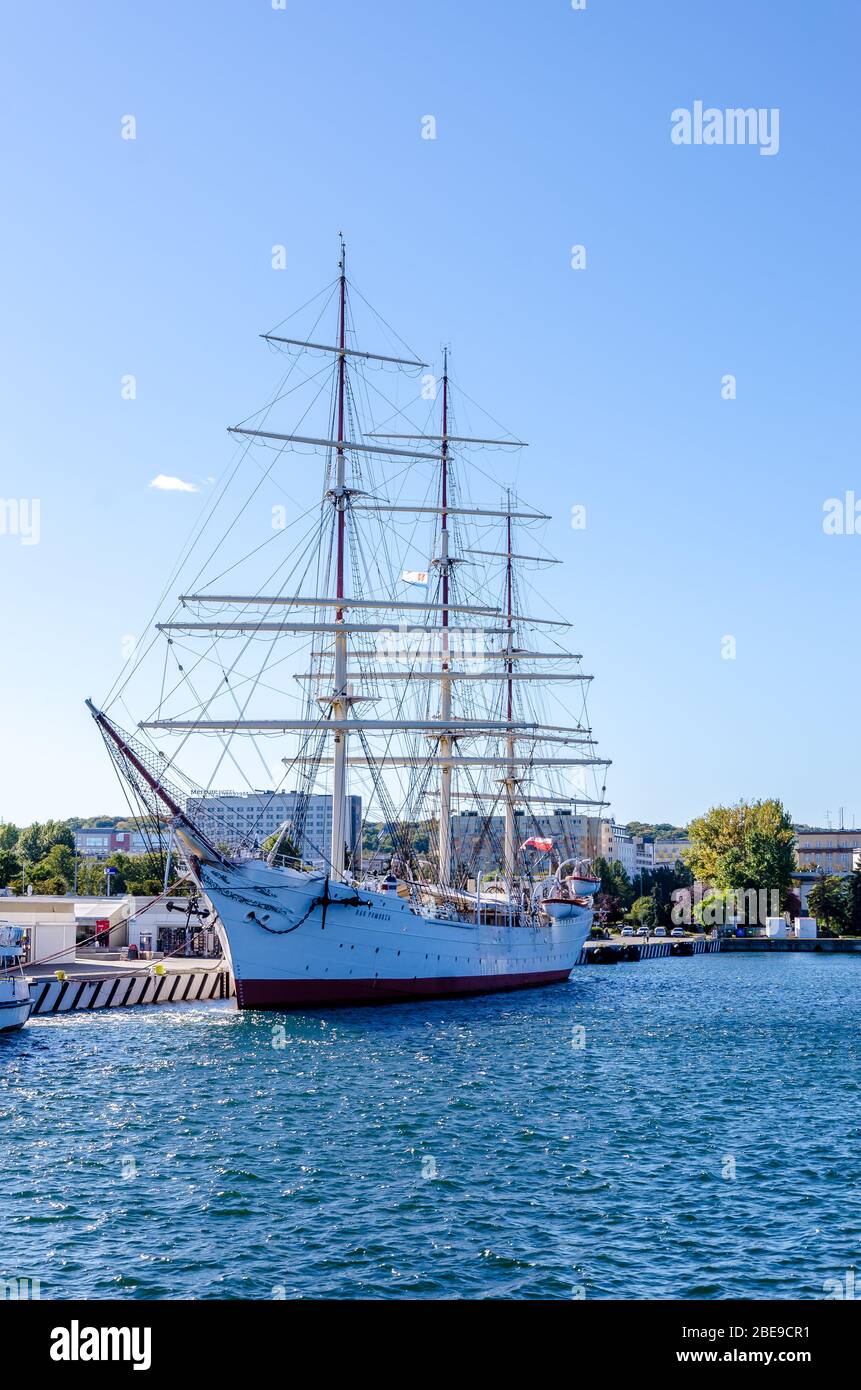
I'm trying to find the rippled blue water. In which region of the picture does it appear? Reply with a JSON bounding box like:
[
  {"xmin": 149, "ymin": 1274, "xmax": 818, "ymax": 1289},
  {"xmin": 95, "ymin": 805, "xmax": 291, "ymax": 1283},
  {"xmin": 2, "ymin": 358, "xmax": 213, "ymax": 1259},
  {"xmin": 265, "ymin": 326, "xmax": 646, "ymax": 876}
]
[{"xmin": 2, "ymin": 952, "xmax": 860, "ymax": 1299}]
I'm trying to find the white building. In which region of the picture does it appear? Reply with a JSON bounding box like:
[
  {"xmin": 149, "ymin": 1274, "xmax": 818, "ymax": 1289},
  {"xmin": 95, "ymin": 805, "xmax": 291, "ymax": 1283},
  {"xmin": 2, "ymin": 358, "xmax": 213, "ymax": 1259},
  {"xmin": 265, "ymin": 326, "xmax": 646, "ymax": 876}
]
[
  {"xmin": 187, "ymin": 791, "xmax": 362, "ymax": 872},
  {"xmin": 0, "ymin": 894, "xmax": 220, "ymax": 959},
  {"xmin": 634, "ymin": 837, "xmax": 655, "ymax": 874},
  {"xmin": 609, "ymin": 823, "xmax": 637, "ymax": 878}
]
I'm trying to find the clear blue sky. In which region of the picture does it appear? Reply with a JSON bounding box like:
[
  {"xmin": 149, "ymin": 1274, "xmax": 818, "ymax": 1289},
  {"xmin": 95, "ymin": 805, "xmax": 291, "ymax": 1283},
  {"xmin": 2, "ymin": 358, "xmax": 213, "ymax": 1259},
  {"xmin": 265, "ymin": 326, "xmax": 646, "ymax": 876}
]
[{"xmin": 1, "ymin": 0, "xmax": 859, "ymax": 829}]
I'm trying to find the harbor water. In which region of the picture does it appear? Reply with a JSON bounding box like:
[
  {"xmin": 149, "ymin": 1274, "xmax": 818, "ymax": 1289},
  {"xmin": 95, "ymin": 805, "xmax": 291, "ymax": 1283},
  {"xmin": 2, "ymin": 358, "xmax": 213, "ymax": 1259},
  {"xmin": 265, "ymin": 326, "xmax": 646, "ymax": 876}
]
[{"xmin": 2, "ymin": 952, "xmax": 860, "ymax": 1300}]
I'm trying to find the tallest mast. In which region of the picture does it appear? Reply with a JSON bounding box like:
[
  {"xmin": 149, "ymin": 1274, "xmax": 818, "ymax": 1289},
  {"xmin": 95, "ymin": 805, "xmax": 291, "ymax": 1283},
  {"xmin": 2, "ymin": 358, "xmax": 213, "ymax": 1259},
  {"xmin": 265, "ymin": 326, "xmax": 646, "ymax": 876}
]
[
  {"xmin": 437, "ymin": 348, "xmax": 453, "ymax": 887},
  {"xmin": 330, "ymin": 235, "xmax": 349, "ymax": 880},
  {"xmin": 503, "ymin": 493, "xmax": 517, "ymax": 887}
]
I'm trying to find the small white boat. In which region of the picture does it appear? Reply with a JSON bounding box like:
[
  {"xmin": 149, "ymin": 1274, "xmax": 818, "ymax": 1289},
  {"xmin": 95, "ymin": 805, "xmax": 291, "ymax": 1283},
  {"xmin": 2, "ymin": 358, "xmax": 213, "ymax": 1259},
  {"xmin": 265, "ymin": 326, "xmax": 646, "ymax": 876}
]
[
  {"xmin": 0, "ymin": 923, "xmax": 32, "ymax": 1032},
  {"xmin": 538, "ymin": 860, "xmax": 601, "ymax": 921}
]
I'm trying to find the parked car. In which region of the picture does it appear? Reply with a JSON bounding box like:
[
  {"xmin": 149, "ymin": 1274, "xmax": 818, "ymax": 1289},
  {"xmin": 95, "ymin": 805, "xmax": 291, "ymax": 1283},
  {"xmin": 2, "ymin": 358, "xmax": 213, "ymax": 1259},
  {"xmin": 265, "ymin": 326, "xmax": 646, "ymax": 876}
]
[
  {"xmin": 635, "ymin": 926, "xmax": 649, "ymax": 938},
  {"xmin": 671, "ymin": 927, "xmax": 686, "ymax": 938},
  {"xmin": 621, "ymin": 925, "xmax": 634, "ymax": 937},
  {"xmin": 653, "ymin": 925, "xmax": 667, "ymax": 937}
]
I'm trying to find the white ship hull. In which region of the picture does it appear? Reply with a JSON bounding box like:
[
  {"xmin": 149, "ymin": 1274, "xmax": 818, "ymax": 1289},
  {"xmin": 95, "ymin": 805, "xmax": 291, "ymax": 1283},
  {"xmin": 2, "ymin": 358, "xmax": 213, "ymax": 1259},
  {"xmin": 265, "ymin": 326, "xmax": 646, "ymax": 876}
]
[{"xmin": 196, "ymin": 859, "xmax": 592, "ymax": 1010}]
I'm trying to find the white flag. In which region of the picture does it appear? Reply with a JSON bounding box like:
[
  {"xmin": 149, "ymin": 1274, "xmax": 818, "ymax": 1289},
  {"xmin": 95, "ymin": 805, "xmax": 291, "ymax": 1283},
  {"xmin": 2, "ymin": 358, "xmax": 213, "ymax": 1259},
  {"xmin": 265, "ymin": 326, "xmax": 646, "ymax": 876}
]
[{"xmin": 402, "ymin": 570, "xmax": 429, "ymax": 586}]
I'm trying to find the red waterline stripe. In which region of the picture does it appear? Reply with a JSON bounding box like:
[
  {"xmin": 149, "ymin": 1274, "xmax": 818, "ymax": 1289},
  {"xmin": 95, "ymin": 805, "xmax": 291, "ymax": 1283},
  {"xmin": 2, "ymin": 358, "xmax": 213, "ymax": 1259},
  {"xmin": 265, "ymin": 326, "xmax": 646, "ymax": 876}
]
[{"xmin": 236, "ymin": 968, "xmax": 572, "ymax": 1010}]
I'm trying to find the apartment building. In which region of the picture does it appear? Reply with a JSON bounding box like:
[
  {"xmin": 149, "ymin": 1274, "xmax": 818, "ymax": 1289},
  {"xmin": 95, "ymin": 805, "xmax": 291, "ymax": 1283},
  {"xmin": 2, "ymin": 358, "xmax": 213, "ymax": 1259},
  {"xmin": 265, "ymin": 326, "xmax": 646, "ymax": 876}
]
[
  {"xmin": 451, "ymin": 811, "xmax": 612, "ymax": 871},
  {"xmin": 187, "ymin": 790, "xmax": 362, "ymax": 871},
  {"xmin": 794, "ymin": 828, "xmax": 861, "ymax": 875}
]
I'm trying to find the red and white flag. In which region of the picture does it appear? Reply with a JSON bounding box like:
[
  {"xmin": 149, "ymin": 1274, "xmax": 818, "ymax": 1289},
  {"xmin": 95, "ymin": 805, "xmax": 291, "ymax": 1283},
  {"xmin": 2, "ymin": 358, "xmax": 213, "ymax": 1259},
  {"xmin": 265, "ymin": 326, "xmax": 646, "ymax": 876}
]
[{"xmin": 520, "ymin": 837, "xmax": 553, "ymax": 852}]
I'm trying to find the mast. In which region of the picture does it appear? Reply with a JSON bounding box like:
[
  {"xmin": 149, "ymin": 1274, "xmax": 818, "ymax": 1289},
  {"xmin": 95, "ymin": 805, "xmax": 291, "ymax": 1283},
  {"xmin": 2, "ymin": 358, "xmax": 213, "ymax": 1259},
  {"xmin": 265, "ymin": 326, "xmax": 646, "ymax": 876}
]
[
  {"xmin": 123, "ymin": 250, "xmax": 613, "ymax": 887},
  {"xmin": 503, "ymin": 494, "xmax": 517, "ymax": 888},
  {"xmin": 437, "ymin": 348, "xmax": 453, "ymax": 887},
  {"xmin": 330, "ymin": 235, "xmax": 349, "ymax": 880}
]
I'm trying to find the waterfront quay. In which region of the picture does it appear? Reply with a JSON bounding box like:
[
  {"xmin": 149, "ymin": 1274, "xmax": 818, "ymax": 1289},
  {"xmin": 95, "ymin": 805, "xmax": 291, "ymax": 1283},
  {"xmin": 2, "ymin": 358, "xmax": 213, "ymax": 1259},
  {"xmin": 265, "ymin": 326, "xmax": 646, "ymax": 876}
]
[
  {"xmin": 583, "ymin": 933, "xmax": 861, "ymax": 962},
  {"xmin": 24, "ymin": 957, "xmax": 232, "ymax": 1017},
  {"xmin": 582, "ymin": 936, "xmax": 720, "ymax": 964},
  {"xmin": 721, "ymin": 936, "xmax": 861, "ymax": 953}
]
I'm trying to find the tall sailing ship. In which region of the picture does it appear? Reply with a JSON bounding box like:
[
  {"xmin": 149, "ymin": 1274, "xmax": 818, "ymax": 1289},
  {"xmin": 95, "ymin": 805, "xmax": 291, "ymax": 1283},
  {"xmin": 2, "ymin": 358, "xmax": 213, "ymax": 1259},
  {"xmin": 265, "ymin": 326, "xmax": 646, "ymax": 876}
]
[{"xmin": 89, "ymin": 242, "xmax": 611, "ymax": 1008}]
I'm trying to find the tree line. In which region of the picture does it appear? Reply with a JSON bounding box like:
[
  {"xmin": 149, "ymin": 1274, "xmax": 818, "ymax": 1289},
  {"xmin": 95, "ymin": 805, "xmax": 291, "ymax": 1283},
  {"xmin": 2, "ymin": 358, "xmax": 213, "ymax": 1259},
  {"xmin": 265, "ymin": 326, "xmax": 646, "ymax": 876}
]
[
  {"xmin": 5, "ymin": 801, "xmax": 859, "ymax": 935},
  {"xmin": 0, "ymin": 820, "xmax": 169, "ymax": 897},
  {"xmin": 592, "ymin": 858, "xmax": 694, "ymax": 928},
  {"xmin": 593, "ymin": 799, "xmax": 858, "ymax": 935}
]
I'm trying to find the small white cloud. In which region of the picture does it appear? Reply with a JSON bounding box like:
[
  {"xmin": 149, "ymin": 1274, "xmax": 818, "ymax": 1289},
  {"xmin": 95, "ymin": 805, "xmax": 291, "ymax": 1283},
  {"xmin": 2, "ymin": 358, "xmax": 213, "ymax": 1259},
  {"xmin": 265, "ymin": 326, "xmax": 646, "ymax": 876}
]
[{"xmin": 149, "ymin": 474, "xmax": 199, "ymax": 493}]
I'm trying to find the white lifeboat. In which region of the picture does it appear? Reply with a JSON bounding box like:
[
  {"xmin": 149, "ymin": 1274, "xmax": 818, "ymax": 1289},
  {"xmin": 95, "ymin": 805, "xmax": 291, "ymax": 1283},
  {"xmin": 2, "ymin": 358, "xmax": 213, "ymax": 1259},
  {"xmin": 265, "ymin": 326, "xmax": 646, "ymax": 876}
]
[{"xmin": 538, "ymin": 860, "xmax": 600, "ymax": 920}]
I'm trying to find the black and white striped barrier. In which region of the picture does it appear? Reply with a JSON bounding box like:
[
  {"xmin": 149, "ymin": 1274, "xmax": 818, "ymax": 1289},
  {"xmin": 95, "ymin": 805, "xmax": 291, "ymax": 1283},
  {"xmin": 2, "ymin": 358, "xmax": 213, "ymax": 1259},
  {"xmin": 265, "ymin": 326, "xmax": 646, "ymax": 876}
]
[
  {"xmin": 580, "ymin": 937, "xmax": 721, "ymax": 965},
  {"xmin": 28, "ymin": 966, "xmax": 234, "ymax": 1016}
]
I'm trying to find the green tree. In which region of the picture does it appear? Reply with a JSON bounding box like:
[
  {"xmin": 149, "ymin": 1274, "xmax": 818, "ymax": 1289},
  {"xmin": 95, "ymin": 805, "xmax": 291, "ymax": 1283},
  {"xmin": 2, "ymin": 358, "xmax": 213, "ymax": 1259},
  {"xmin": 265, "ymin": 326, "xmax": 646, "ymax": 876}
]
[
  {"xmin": 29, "ymin": 843, "xmax": 75, "ymax": 892},
  {"xmin": 692, "ymin": 887, "xmax": 736, "ymax": 930},
  {"xmin": 630, "ymin": 895, "xmax": 657, "ymax": 927},
  {"xmin": 74, "ymin": 858, "xmax": 127, "ymax": 895},
  {"xmin": 624, "ymin": 822, "xmax": 686, "ymax": 840},
  {"xmin": 844, "ymin": 871, "xmax": 861, "ymax": 937},
  {"xmin": 647, "ymin": 865, "xmax": 690, "ymax": 924},
  {"xmin": 14, "ymin": 818, "xmax": 76, "ymax": 869},
  {"xmin": 629, "ymin": 863, "xmax": 692, "ymax": 927},
  {"xmin": 807, "ymin": 874, "xmax": 850, "ymax": 935},
  {"xmin": 0, "ymin": 823, "xmax": 19, "ymax": 852},
  {"xmin": 109, "ymin": 852, "xmax": 164, "ymax": 896},
  {"xmin": 37, "ymin": 875, "xmax": 69, "ymax": 895},
  {"xmin": 686, "ymin": 799, "xmax": 796, "ymax": 902},
  {"xmin": 261, "ymin": 830, "xmax": 303, "ymax": 866},
  {"xmin": 16, "ymin": 822, "xmax": 45, "ymax": 864},
  {"xmin": 75, "ymin": 861, "xmax": 107, "ymax": 895},
  {"xmin": 40, "ymin": 820, "xmax": 76, "ymax": 853},
  {"xmin": 593, "ymin": 857, "xmax": 635, "ymax": 909},
  {"xmin": 0, "ymin": 849, "xmax": 21, "ymax": 889}
]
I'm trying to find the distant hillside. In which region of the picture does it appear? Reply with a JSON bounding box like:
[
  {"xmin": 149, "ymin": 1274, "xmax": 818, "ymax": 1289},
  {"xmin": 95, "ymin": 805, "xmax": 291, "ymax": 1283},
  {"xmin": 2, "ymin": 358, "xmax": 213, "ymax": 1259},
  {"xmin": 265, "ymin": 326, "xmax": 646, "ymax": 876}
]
[
  {"xmin": 624, "ymin": 822, "xmax": 688, "ymax": 842},
  {"xmin": 363, "ymin": 819, "xmax": 432, "ymax": 855},
  {"xmin": 67, "ymin": 816, "xmax": 149, "ymax": 831}
]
